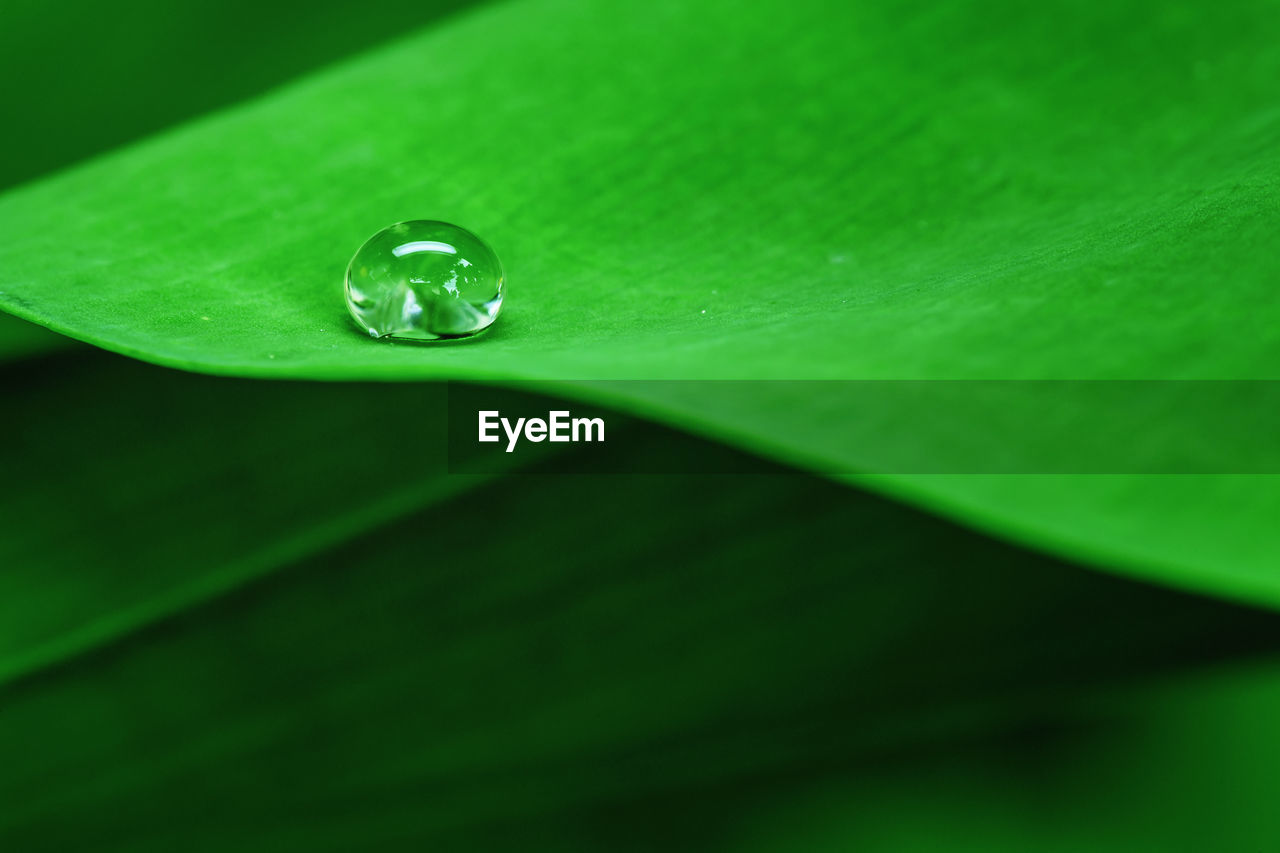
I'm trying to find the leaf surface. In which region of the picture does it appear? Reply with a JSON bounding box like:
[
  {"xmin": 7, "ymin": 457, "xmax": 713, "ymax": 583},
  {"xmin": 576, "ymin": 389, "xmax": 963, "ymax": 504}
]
[{"xmin": 1, "ymin": 0, "xmax": 1277, "ymax": 597}]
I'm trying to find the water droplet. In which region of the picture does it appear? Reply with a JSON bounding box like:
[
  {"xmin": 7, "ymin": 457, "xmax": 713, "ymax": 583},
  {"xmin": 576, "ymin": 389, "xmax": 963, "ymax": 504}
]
[{"xmin": 345, "ymin": 220, "xmax": 504, "ymax": 341}]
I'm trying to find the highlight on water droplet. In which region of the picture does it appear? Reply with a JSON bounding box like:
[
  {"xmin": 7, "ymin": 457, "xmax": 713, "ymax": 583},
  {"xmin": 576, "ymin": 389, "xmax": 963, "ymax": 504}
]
[{"xmin": 344, "ymin": 220, "xmax": 504, "ymax": 341}]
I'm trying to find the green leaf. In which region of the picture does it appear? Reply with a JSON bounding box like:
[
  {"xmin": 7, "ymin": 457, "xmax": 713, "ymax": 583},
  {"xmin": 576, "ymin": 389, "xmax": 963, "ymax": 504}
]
[
  {"xmin": 0, "ymin": 353, "xmax": 502, "ymax": 686},
  {"xmin": 7, "ymin": 1, "xmax": 1279, "ymax": 844},
  {"xmin": 3, "ymin": 383, "xmax": 1279, "ymax": 847},
  {"xmin": 2, "ymin": 0, "xmax": 1277, "ymax": 602},
  {"xmin": 0, "ymin": 313, "xmax": 71, "ymax": 362},
  {"xmin": 0, "ymin": 0, "xmax": 479, "ymax": 191},
  {"xmin": 736, "ymin": 657, "xmax": 1280, "ymax": 851}
]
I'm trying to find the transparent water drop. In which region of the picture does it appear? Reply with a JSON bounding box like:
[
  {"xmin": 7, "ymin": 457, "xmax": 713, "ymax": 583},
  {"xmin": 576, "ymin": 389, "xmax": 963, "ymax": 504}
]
[{"xmin": 345, "ymin": 220, "xmax": 504, "ymax": 341}]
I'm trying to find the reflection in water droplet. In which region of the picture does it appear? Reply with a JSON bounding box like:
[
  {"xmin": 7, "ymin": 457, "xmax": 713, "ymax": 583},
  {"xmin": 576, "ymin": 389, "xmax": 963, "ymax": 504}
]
[{"xmin": 345, "ymin": 220, "xmax": 504, "ymax": 341}]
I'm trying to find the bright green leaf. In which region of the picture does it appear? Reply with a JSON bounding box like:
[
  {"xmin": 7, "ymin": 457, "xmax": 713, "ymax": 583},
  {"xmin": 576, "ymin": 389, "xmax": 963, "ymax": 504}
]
[{"xmin": 1, "ymin": 0, "xmax": 1277, "ymax": 601}]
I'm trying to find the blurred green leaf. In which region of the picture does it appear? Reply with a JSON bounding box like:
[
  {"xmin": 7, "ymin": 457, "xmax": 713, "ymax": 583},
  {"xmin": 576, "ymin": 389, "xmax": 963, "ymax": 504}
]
[
  {"xmin": 0, "ymin": 353, "xmax": 496, "ymax": 683},
  {"xmin": 0, "ymin": 0, "xmax": 479, "ymax": 191},
  {"xmin": 735, "ymin": 656, "xmax": 1280, "ymax": 852},
  {"xmin": 3, "ymin": 394, "xmax": 1280, "ymax": 848},
  {"xmin": 0, "ymin": 313, "xmax": 71, "ymax": 362}
]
